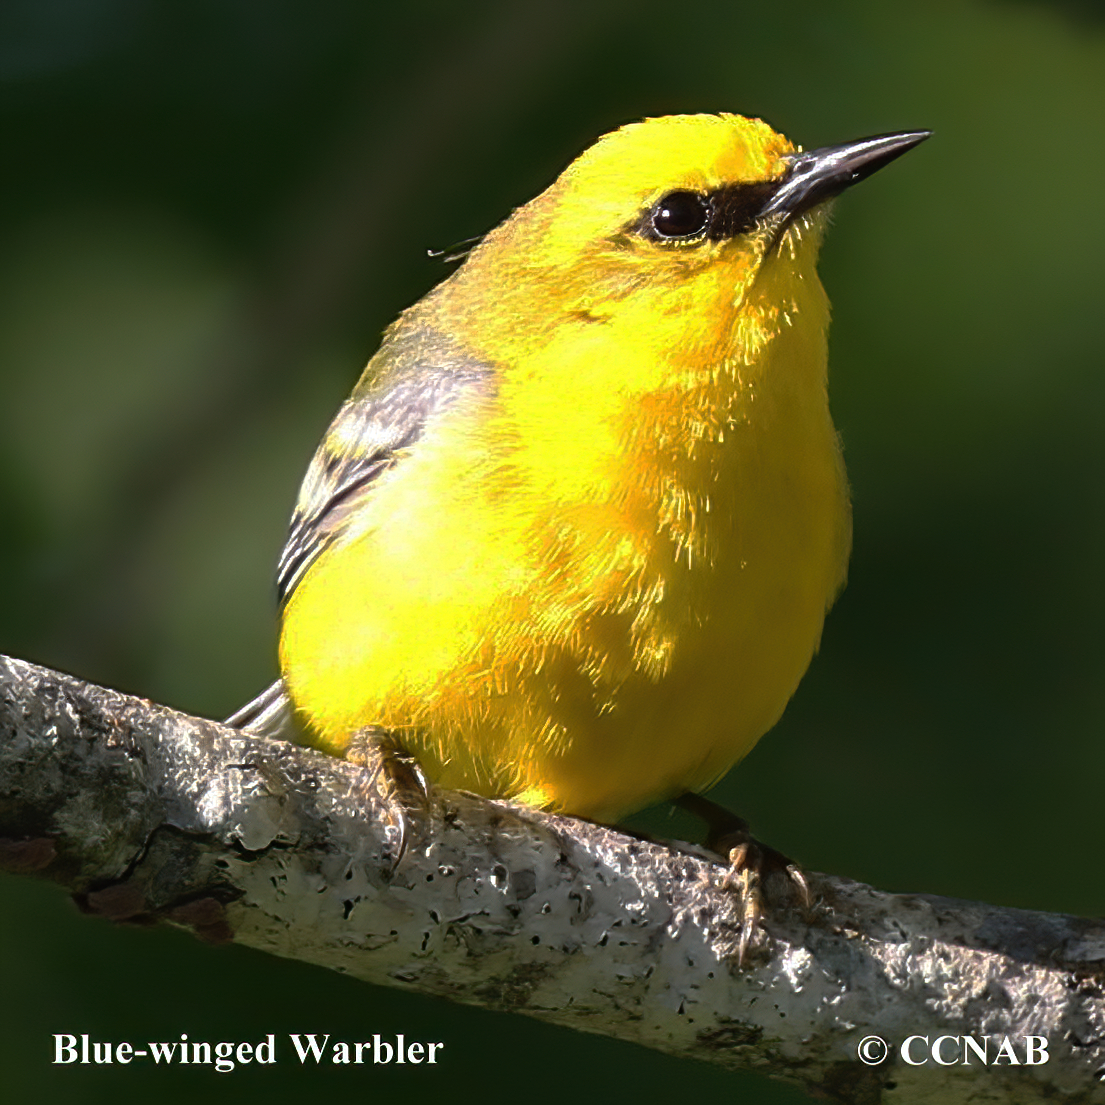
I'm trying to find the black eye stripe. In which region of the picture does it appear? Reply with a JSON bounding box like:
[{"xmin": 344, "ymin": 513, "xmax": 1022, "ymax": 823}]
[
  {"xmin": 633, "ymin": 179, "xmax": 782, "ymax": 245},
  {"xmin": 705, "ymin": 180, "xmax": 781, "ymax": 240}
]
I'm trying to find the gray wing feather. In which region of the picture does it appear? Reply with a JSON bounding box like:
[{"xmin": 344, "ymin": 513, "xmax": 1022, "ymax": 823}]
[
  {"xmin": 275, "ymin": 342, "xmax": 493, "ymax": 605},
  {"xmin": 228, "ymin": 329, "xmax": 493, "ymax": 735}
]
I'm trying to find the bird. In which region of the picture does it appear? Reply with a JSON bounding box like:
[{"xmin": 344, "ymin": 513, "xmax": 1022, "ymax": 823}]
[{"xmin": 230, "ymin": 114, "xmax": 927, "ymax": 870}]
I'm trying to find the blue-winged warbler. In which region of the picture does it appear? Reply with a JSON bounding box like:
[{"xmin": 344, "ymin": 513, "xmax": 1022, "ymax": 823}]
[{"xmin": 232, "ymin": 114, "xmax": 928, "ymax": 823}]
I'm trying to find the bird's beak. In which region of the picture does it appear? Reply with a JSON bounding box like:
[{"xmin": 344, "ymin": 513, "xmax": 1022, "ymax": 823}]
[{"xmin": 762, "ymin": 130, "xmax": 932, "ymax": 223}]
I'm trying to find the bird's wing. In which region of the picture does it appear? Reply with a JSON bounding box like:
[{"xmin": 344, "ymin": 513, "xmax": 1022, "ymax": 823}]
[
  {"xmin": 225, "ymin": 332, "xmax": 492, "ymax": 736},
  {"xmin": 276, "ymin": 341, "xmax": 493, "ymax": 606}
]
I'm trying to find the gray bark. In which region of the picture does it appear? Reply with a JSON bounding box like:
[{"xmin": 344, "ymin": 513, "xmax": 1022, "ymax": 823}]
[{"xmin": 1, "ymin": 653, "xmax": 1102, "ymax": 1104}]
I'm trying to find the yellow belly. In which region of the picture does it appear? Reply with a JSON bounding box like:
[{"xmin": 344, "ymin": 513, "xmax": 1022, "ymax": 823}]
[{"xmin": 280, "ymin": 294, "xmax": 850, "ymax": 822}]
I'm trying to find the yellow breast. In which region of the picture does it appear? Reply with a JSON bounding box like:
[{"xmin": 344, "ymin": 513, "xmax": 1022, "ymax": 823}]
[
  {"xmin": 276, "ymin": 113, "xmax": 926, "ymax": 820},
  {"xmin": 281, "ymin": 223, "xmax": 849, "ymax": 820}
]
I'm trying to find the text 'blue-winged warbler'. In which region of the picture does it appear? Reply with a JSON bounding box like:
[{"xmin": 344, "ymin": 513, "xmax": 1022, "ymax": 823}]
[{"xmin": 233, "ymin": 114, "xmax": 928, "ymax": 824}]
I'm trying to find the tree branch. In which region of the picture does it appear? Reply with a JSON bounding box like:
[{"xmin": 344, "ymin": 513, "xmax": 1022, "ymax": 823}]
[{"xmin": 1, "ymin": 653, "xmax": 1102, "ymax": 1103}]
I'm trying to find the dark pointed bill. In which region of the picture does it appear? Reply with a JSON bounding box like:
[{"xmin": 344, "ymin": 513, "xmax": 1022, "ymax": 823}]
[
  {"xmin": 762, "ymin": 130, "xmax": 932, "ymax": 223},
  {"xmin": 642, "ymin": 129, "xmax": 932, "ymax": 245}
]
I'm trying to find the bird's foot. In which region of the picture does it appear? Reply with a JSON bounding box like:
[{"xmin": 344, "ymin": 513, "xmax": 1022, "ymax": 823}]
[
  {"xmin": 675, "ymin": 792, "xmax": 810, "ymax": 964},
  {"xmin": 344, "ymin": 730, "xmax": 428, "ymax": 871}
]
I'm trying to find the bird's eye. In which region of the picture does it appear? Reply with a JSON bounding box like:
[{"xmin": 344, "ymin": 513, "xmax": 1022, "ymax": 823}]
[{"xmin": 648, "ymin": 190, "xmax": 712, "ymax": 241}]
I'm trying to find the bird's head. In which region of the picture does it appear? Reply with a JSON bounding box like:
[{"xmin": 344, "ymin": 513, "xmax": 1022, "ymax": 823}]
[{"xmin": 437, "ymin": 114, "xmax": 926, "ymax": 362}]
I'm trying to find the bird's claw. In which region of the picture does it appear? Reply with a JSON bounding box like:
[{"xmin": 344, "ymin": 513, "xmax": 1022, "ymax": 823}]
[
  {"xmin": 676, "ymin": 791, "xmax": 810, "ymax": 964},
  {"xmin": 345, "ymin": 730, "xmax": 428, "ymax": 872}
]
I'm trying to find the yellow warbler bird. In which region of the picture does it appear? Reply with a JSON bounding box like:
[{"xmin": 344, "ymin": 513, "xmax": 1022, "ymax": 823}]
[{"xmin": 232, "ymin": 114, "xmax": 927, "ymax": 827}]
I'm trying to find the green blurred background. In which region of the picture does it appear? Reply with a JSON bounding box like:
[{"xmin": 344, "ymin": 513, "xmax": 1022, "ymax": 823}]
[{"xmin": 1, "ymin": 2, "xmax": 1102, "ymax": 1102}]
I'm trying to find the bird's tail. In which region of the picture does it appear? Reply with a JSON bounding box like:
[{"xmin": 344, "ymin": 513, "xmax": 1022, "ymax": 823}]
[{"xmin": 225, "ymin": 679, "xmax": 296, "ymax": 741}]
